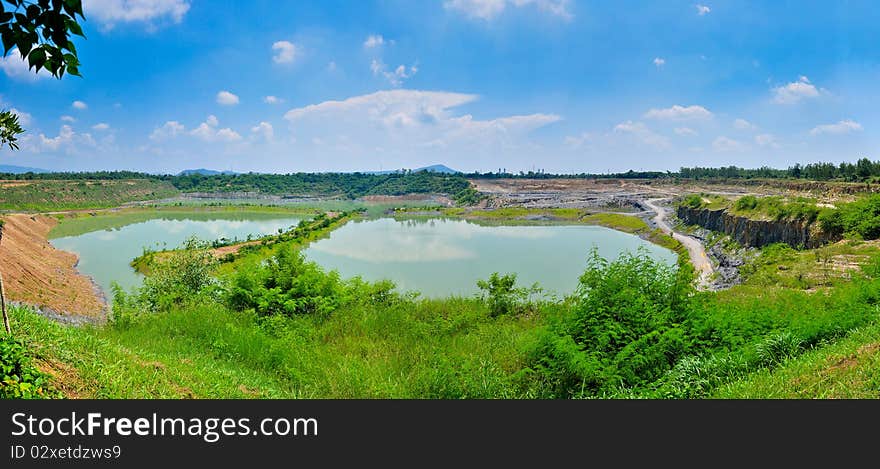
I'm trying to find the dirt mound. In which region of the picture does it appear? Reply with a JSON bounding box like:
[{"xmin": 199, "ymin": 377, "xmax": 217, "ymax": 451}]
[{"xmin": 0, "ymin": 214, "xmax": 105, "ymax": 318}]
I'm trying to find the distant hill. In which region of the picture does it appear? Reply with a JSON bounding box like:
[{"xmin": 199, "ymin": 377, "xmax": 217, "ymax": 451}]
[
  {"xmin": 370, "ymin": 164, "xmax": 460, "ymax": 175},
  {"xmin": 0, "ymin": 164, "xmax": 50, "ymax": 174},
  {"xmin": 178, "ymin": 168, "xmax": 239, "ymax": 176}
]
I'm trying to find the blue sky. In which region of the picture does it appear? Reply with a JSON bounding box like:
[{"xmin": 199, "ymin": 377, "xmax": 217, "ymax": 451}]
[{"xmin": 1, "ymin": 0, "xmax": 879, "ymax": 174}]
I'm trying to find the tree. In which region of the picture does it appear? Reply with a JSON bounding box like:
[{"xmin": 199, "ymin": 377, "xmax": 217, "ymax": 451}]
[
  {"xmin": 1, "ymin": 0, "xmax": 85, "ymax": 149},
  {"xmin": 0, "ymin": 0, "xmax": 85, "ymax": 335}
]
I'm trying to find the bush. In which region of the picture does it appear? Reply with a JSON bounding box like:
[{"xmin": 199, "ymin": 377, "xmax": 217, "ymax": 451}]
[
  {"xmin": 819, "ymin": 195, "xmax": 880, "ymax": 240},
  {"xmin": 525, "ymin": 249, "xmax": 694, "ymax": 397},
  {"xmin": 476, "ymin": 273, "xmax": 541, "ymax": 317},
  {"xmin": 680, "ymin": 194, "xmax": 704, "ymax": 209},
  {"xmin": 734, "ymin": 195, "xmax": 758, "ymax": 211},
  {"xmin": 0, "ymin": 336, "xmax": 56, "ymax": 399}
]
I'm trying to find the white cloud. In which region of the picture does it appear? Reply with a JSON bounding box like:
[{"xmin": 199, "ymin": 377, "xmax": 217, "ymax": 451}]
[
  {"xmin": 363, "ymin": 35, "xmax": 385, "ymax": 49},
  {"xmin": 0, "ymin": 48, "xmax": 49, "ymax": 81},
  {"xmin": 674, "ymin": 127, "xmax": 698, "ymax": 137},
  {"xmin": 150, "ymin": 121, "xmax": 185, "ymax": 141},
  {"xmin": 216, "ymin": 91, "xmax": 240, "ymax": 106},
  {"xmin": 263, "ymin": 96, "xmax": 283, "ymax": 104},
  {"xmin": 271, "ymin": 41, "xmax": 298, "ymax": 64},
  {"xmin": 283, "ymin": 89, "xmax": 559, "ymax": 153},
  {"xmin": 696, "ymin": 4, "xmax": 711, "ymax": 16},
  {"xmin": 23, "ymin": 124, "xmax": 99, "ymax": 153},
  {"xmin": 653, "ymin": 57, "xmax": 665, "ymax": 67},
  {"xmin": 733, "ymin": 118, "xmax": 757, "ymax": 131},
  {"xmin": 84, "ymin": 0, "xmax": 190, "ymax": 29},
  {"xmin": 444, "ymin": 0, "xmax": 572, "ymax": 21},
  {"xmin": 371, "ymin": 59, "xmax": 418, "ymax": 87},
  {"xmin": 644, "ymin": 104, "xmax": 712, "ymax": 120},
  {"xmin": 810, "ymin": 119, "xmax": 863, "ymax": 136},
  {"xmin": 772, "ymin": 76, "xmax": 820, "ymax": 104},
  {"xmin": 92, "ymin": 123, "xmax": 111, "ymax": 131},
  {"xmin": 215, "ymin": 128, "xmax": 242, "ymax": 142},
  {"xmin": 60, "ymin": 115, "xmax": 76, "ymax": 122},
  {"xmin": 10, "ymin": 108, "xmax": 32, "ymax": 126},
  {"xmin": 754, "ymin": 133, "xmax": 779, "ymax": 147},
  {"xmin": 613, "ymin": 121, "xmax": 670, "ymax": 149},
  {"xmin": 712, "ymin": 136, "xmax": 746, "ymax": 152},
  {"xmin": 251, "ymin": 122, "xmax": 274, "ymax": 141},
  {"xmin": 72, "ymin": 101, "xmax": 88, "ymax": 110},
  {"xmin": 189, "ymin": 115, "xmax": 241, "ymax": 142}
]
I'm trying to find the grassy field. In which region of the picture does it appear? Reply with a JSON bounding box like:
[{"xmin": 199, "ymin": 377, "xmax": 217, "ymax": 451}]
[{"xmin": 0, "ymin": 179, "xmax": 179, "ymax": 211}]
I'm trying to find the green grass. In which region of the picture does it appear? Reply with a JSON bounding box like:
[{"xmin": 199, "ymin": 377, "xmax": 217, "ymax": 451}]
[
  {"xmin": 8, "ymin": 296, "xmax": 541, "ymax": 398},
  {"xmin": 713, "ymin": 321, "xmax": 880, "ymax": 398},
  {"xmin": 0, "ymin": 179, "xmax": 178, "ymax": 211}
]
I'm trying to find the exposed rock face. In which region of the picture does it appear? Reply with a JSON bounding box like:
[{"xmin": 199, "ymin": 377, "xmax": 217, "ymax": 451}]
[{"xmin": 676, "ymin": 206, "xmax": 838, "ymax": 249}]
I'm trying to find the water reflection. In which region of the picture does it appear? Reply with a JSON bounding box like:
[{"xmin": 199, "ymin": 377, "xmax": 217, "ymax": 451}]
[{"xmin": 303, "ymin": 218, "xmax": 677, "ymax": 297}]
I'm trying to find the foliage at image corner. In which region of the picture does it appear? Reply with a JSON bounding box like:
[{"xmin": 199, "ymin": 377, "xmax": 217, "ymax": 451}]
[{"xmin": 0, "ymin": 334, "xmax": 57, "ymax": 399}]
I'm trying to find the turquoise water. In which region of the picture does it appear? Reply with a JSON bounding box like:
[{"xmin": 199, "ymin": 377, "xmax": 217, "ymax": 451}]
[
  {"xmin": 303, "ymin": 218, "xmax": 677, "ymax": 297},
  {"xmin": 51, "ymin": 215, "xmax": 303, "ymax": 295}
]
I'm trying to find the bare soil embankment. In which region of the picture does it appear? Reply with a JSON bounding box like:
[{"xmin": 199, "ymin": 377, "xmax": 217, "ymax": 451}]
[{"xmin": 0, "ymin": 214, "xmax": 106, "ymax": 319}]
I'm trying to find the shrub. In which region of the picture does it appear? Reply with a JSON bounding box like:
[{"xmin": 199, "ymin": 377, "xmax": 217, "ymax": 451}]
[
  {"xmin": 0, "ymin": 336, "xmax": 56, "ymax": 399},
  {"xmin": 525, "ymin": 248, "xmax": 694, "ymax": 397},
  {"xmin": 734, "ymin": 195, "xmax": 758, "ymax": 211}
]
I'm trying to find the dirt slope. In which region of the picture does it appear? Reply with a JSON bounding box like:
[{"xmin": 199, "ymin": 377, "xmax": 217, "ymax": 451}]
[{"xmin": 0, "ymin": 214, "xmax": 105, "ymax": 318}]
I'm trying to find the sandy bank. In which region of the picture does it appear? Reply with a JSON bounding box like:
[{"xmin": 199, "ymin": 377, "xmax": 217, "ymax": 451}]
[{"xmin": 0, "ymin": 214, "xmax": 106, "ymax": 319}]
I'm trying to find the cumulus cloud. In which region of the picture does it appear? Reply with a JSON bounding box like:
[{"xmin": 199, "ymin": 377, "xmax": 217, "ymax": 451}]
[
  {"xmin": 216, "ymin": 91, "xmax": 240, "ymax": 106},
  {"xmin": 613, "ymin": 121, "xmax": 670, "ymax": 149},
  {"xmin": 271, "ymin": 41, "xmax": 298, "ymax": 64},
  {"xmin": 810, "ymin": 119, "xmax": 863, "ymax": 136},
  {"xmin": 644, "ymin": 104, "xmax": 712, "ymax": 120},
  {"xmin": 0, "ymin": 48, "xmax": 49, "ymax": 81},
  {"xmin": 371, "ymin": 60, "xmax": 418, "ymax": 87},
  {"xmin": 772, "ymin": 76, "xmax": 821, "ymax": 104},
  {"xmin": 712, "ymin": 136, "xmax": 746, "ymax": 152},
  {"xmin": 251, "ymin": 122, "xmax": 274, "ymax": 141},
  {"xmin": 696, "ymin": 4, "xmax": 711, "ymax": 15},
  {"xmin": 734, "ymin": 118, "xmax": 757, "ymax": 131},
  {"xmin": 674, "ymin": 127, "xmax": 698, "ymax": 137},
  {"xmin": 653, "ymin": 57, "xmax": 665, "ymax": 67},
  {"xmin": 84, "ymin": 0, "xmax": 190, "ymax": 29},
  {"xmin": 72, "ymin": 101, "xmax": 88, "ymax": 110},
  {"xmin": 92, "ymin": 123, "xmax": 111, "ymax": 131},
  {"xmin": 189, "ymin": 115, "xmax": 241, "ymax": 142},
  {"xmin": 444, "ymin": 0, "xmax": 572, "ymax": 21},
  {"xmin": 150, "ymin": 121, "xmax": 185, "ymax": 141},
  {"xmin": 363, "ymin": 34, "xmax": 385, "ymax": 49},
  {"xmin": 60, "ymin": 115, "xmax": 76, "ymax": 123},
  {"xmin": 263, "ymin": 96, "xmax": 282, "ymax": 104},
  {"xmin": 21, "ymin": 125, "xmax": 100, "ymax": 154}
]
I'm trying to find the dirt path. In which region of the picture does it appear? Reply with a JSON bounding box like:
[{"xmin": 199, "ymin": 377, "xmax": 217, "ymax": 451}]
[
  {"xmin": 644, "ymin": 198, "xmax": 713, "ymax": 288},
  {"xmin": 0, "ymin": 214, "xmax": 106, "ymax": 318}
]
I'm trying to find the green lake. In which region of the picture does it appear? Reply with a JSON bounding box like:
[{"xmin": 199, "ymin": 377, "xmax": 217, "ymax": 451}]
[
  {"xmin": 49, "ymin": 214, "xmax": 676, "ymax": 300},
  {"xmin": 50, "ymin": 214, "xmax": 304, "ymax": 295},
  {"xmin": 302, "ymin": 218, "xmax": 678, "ymax": 297}
]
